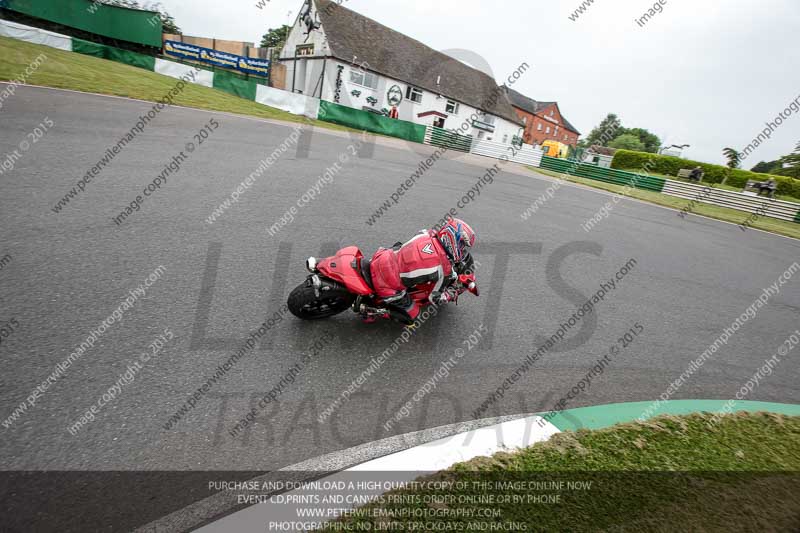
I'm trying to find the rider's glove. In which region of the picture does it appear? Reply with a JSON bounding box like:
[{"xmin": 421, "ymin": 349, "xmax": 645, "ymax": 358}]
[
  {"xmin": 430, "ymin": 291, "xmax": 450, "ymax": 305},
  {"xmin": 431, "ymin": 287, "xmax": 457, "ymax": 305}
]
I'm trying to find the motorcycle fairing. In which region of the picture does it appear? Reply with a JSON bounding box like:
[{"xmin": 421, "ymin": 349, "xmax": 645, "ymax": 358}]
[{"xmin": 317, "ymin": 246, "xmax": 373, "ymax": 296}]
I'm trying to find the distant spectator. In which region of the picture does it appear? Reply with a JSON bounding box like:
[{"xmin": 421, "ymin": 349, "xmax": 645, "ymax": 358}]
[
  {"xmin": 689, "ymin": 166, "xmax": 703, "ymax": 181},
  {"xmin": 759, "ymin": 179, "xmax": 777, "ymax": 198},
  {"xmin": 389, "ymin": 106, "xmax": 399, "ymax": 119}
]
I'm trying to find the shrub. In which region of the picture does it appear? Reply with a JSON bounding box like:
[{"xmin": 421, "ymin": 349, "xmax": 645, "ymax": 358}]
[{"xmin": 611, "ymin": 150, "xmax": 800, "ymax": 200}]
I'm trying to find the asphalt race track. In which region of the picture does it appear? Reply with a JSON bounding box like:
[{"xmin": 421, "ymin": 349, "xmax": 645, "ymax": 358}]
[{"xmin": 1, "ymin": 85, "xmax": 799, "ymax": 529}]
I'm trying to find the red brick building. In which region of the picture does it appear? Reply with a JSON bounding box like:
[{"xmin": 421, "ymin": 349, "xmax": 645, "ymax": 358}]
[{"xmin": 504, "ymin": 87, "xmax": 580, "ymax": 147}]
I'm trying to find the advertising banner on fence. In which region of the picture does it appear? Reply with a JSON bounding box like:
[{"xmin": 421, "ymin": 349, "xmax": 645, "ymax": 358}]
[{"xmin": 163, "ymin": 40, "xmax": 270, "ymax": 78}]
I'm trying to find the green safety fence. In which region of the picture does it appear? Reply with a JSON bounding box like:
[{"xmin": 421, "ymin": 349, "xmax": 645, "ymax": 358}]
[
  {"xmin": 107, "ymin": 45, "xmax": 155, "ymax": 71},
  {"xmin": 4, "ymin": 0, "xmax": 162, "ymax": 47},
  {"xmin": 72, "ymin": 37, "xmax": 107, "ymax": 58},
  {"xmin": 541, "ymin": 156, "xmax": 666, "ymax": 192},
  {"xmin": 318, "ymin": 101, "xmax": 426, "ymax": 144},
  {"xmin": 212, "ymin": 70, "xmax": 257, "ymax": 101},
  {"xmin": 72, "ymin": 38, "xmax": 155, "ymax": 71},
  {"xmin": 427, "ymin": 127, "xmax": 472, "ymax": 153}
]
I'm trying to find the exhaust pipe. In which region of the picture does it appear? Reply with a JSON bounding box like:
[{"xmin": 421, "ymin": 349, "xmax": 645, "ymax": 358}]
[{"xmin": 306, "ymin": 257, "xmax": 318, "ymax": 273}]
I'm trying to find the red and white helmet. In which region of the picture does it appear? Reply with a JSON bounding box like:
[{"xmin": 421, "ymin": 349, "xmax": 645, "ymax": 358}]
[{"xmin": 437, "ymin": 218, "xmax": 476, "ymax": 262}]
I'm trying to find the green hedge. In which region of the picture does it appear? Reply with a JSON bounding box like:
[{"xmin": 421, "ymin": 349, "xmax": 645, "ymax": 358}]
[{"xmin": 611, "ymin": 150, "xmax": 800, "ymax": 200}]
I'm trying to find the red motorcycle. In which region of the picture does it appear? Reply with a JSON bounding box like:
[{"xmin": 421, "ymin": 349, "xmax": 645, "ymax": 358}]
[{"xmin": 287, "ymin": 246, "xmax": 479, "ymax": 321}]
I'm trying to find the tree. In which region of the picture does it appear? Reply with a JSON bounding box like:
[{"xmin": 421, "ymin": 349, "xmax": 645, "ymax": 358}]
[
  {"xmin": 581, "ymin": 114, "xmax": 660, "ymax": 153},
  {"xmin": 158, "ymin": 8, "xmax": 180, "ymax": 34},
  {"xmin": 776, "ymin": 141, "xmax": 800, "ymax": 179},
  {"xmin": 582, "ymin": 113, "xmax": 622, "ymax": 147},
  {"xmin": 625, "ymin": 127, "xmax": 661, "ymax": 153},
  {"xmin": 260, "ymin": 25, "xmax": 291, "ymax": 53},
  {"xmin": 750, "ymin": 160, "xmax": 781, "ymax": 174},
  {"xmin": 722, "ymin": 147, "xmax": 741, "ymax": 169},
  {"xmin": 721, "ymin": 147, "xmax": 741, "ymax": 185},
  {"xmin": 608, "ymin": 133, "xmax": 645, "ymax": 152}
]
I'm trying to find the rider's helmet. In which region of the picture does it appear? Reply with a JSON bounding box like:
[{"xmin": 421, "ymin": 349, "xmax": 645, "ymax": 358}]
[{"xmin": 437, "ymin": 218, "xmax": 476, "ymax": 263}]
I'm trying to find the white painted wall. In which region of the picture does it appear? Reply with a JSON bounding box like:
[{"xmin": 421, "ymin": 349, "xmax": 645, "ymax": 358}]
[
  {"xmin": 278, "ymin": 2, "xmax": 523, "ymax": 143},
  {"xmin": 316, "ymin": 59, "xmax": 522, "ymax": 143}
]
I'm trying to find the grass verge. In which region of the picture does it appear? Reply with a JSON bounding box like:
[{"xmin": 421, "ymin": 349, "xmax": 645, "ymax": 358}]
[
  {"xmin": 323, "ymin": 412, "xmax": 800, "ymax": 531},
  {"xmin": 0, "ymin": 36, "xmax": 356, "ymax": 133},
  {"xmin": 532, "ymin": 167, "xmax": 800, "ymax": 240}
]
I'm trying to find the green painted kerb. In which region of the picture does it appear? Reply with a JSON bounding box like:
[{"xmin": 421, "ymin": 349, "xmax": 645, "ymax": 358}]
[{"xmin": 545, "ymin": 400, "xmax": 800, "ymax": 432}]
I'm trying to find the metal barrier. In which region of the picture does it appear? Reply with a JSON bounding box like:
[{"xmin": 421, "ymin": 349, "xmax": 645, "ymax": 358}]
[
  {"xmin": 662, "ymin": 180, "xmax": 800, "ymax": 222},
  {"xmin": 540, "ymin": 156, "xmax": 666, "ymax": 192},
  {"xmin": 424, "ymin": 126, "xmax": 473, "ymax": 152},
  {"xmin": 470, "ymin": 138, "xmax": 543, "ymax": 167},
  {"xmin": 535, "ymin": 156, "xmax": 800, "ymax": 223}
]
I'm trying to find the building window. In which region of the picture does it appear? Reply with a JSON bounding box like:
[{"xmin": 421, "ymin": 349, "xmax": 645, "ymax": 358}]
[
  {"xmin": 549, "ymin": 110, "xmax": 554, "ymax": 116},
  {"xmin": 537, "ymin": 123, "xmax": 543, "ymax": 131},
  {"xmin": 296, "ymin": 44, "xmax": 314, "ymax": 56},
  {"xmin": 406, "ymin": 86, "xmax": 423, "ymax": 103},
  {"xmin": 522, "ymin": 116, "xmax": 528, "ymax": 125},
  {"xmin": 545, "ymin": 126, "xmax": 551, "ymax": 134},
  {"xmin": 446, "ymin": 100, "xmax": 459, "ymax": 114},
  {"xmin": 349, "ymin": 69, "xmax": 378, "ymax": 89}
]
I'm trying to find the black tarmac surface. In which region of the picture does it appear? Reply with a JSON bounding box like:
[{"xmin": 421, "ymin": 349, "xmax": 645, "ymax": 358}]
[{"xmin": 1, "ymin": 84, "xmax": 798, "ymax": 531}]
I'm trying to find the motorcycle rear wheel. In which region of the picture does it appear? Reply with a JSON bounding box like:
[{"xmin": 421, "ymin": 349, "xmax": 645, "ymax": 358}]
[{"xmin": 287, "ymin": 280, "xmax": 355, "ymax": 320}]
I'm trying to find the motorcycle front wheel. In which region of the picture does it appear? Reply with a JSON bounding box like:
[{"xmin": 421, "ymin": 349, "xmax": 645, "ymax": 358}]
[{"xmin": 287, "ymin": 279, "xmax": 355, "ymax": 320}]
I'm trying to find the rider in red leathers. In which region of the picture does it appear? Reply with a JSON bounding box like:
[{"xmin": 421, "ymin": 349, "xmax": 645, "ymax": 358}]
[{"xmin": 367, "ymin": 218, "xmax": 476, "ymax": 324}]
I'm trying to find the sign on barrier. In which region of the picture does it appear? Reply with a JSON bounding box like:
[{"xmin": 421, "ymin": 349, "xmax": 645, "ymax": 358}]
[{"xmin": 163, "ymin": 40, "xmax": 270, "ymax": 78}]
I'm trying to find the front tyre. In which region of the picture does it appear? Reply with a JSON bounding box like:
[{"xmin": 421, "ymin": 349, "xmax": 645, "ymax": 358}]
[{"xmin": 287, "ymin": 279, "xmax": 355, "ymax": 320}]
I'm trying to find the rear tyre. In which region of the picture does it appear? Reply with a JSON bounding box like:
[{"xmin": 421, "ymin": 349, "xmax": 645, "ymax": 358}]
[{"xmin": 288, "ymin": 279, "xmax": 355, "ymax": 320}]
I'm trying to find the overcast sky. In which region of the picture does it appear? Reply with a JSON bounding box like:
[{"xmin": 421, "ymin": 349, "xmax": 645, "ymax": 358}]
[{"xmin": 153, "ymin": 0, "xmax": 800, "ymax": 165}]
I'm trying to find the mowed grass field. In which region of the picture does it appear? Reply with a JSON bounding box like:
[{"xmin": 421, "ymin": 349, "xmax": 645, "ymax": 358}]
[{"xmin": 324, "ymin": 413, "xmax": 800, "ymax": 531}]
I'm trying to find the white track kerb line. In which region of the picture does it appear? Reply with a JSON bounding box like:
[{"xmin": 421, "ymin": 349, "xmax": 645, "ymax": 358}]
[
  {"xmin": 639, "ymin": 261, "xmax": 800, "ymax": 421},
  {"xmin": 193, "ymin": 415, "xmax": 561, "ymax": 533},
  {"xmin": 2, "ymin": 265, "xmax": 167, "ymax": 430}
]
